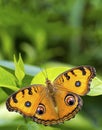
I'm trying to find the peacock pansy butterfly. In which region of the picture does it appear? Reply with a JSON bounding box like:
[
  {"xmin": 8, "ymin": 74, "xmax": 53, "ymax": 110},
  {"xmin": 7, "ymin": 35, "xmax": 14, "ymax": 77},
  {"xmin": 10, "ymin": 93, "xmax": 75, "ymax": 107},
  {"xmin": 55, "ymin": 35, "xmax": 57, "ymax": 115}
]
[{"xmin": 6, "ymin": 66, "xmax": 96, "ymax": 125}]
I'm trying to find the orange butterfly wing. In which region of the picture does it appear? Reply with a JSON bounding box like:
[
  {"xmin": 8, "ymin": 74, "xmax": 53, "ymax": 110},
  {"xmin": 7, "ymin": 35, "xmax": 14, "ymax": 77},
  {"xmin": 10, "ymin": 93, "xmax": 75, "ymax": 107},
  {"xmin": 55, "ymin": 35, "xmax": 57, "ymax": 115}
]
[
  {"xmin": 6, "ymin": 84, "xmax": 83, "ymax": 125},
  {"xmin": 32, "ymin": 90, "xmax": 82, "ymax": 125},
  {"xmin": 6, "ymin": 85, "xmax": 46, "ymax": 117},
  {"xmin": 53, "ymin": 66, "xmax": 96, "ymax": 96}
]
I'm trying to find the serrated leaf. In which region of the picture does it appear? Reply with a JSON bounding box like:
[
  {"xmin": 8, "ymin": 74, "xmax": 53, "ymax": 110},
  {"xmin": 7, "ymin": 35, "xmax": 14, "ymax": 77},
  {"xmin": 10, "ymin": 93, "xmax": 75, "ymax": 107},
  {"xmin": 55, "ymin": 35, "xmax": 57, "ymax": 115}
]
[
  {"xmin": 18, "ymin": 54, "xmax": 25, "ymax": 73},
  {"xmin": 14, "ymin": 54, "xmax": 25, "ymax": 85}
]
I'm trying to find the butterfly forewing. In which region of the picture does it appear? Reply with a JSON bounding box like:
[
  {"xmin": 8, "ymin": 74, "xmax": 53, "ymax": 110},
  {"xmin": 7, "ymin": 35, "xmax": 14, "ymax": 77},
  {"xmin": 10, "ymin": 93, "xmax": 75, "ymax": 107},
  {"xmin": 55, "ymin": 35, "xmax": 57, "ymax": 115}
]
[
  {"xmin": 53, "ymin": 66, "xmax": 96, "ymax": 96},
  {"xmin": 6, "ymin": 85, "xmax": 46, "ymax": 117}
]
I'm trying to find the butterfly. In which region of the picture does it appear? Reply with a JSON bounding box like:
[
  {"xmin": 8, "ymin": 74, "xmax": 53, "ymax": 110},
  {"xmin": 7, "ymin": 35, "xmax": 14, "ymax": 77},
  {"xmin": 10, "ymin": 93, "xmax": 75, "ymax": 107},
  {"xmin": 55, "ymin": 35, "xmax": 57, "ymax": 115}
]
[{"xmin": 6, "ymin": 66, "xmax": 96, "ymax": 125}]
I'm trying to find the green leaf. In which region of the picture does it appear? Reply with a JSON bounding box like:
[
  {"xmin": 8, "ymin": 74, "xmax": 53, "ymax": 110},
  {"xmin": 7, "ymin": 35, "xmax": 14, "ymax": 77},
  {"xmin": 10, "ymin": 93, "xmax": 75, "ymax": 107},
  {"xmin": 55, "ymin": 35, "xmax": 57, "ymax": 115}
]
[
  {"xmin": 88, "ymin": 77, "xmax": 102, "ymax": 96},
  {"xmin": 0, "ymin": 67, "xmax": 18, "ymax": 91},
  {"xmin": 0, "ymin": 60, "xmax": 40, "ymax": 91},
  {"xmin": 26, "ymin": 122, "xmax": 60, "ymax": 130},
  {"xmin": 14, "ymin": 54, "xmax": 25, "ymax": 86},
  {"xmin": 0, "ymin": 88, "xmax": 8, "ymax": 102},
  {"xmin": 31, "ymin": 67, "xmax": 70, "ymax": 85}
]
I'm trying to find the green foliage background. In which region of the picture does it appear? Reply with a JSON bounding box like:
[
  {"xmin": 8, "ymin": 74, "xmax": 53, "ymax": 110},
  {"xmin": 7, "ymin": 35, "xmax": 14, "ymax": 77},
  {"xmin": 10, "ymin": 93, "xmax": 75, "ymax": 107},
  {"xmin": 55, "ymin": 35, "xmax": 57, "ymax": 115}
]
[{"xmin": 0, "ymin": 0, "xmax": 102, "ymax": 130}]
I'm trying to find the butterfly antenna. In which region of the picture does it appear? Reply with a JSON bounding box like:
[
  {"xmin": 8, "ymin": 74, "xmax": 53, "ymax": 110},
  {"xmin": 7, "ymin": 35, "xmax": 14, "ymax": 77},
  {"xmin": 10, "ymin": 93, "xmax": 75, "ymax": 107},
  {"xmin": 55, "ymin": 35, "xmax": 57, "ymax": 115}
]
[
  {"xmin": 39, "ymin": 65, "xmax": 49, "ymax": 81},
  {"xmin": 44, "ymin": 66, "xmax": 49, "ymax": 80}
]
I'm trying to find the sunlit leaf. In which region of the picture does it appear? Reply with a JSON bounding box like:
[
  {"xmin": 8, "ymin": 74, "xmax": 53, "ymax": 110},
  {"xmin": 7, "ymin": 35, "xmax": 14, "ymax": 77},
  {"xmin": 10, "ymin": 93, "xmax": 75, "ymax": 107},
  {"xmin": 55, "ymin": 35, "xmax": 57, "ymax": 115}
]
[
  {"xmin": 31, "ymin": 67, "xmax": 70, "ymax": 85},
  {"xmin": 88, "ymin": 77, "xmax": 102, "ymax": 96}
]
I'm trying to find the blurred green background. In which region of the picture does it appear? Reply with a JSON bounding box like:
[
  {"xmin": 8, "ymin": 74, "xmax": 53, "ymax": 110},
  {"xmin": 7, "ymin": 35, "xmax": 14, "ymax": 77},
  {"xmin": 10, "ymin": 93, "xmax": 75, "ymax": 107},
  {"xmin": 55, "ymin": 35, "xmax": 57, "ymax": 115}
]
[{"xmin": 0, "ymin": 0, "xmax": 102, "ymax": 130}]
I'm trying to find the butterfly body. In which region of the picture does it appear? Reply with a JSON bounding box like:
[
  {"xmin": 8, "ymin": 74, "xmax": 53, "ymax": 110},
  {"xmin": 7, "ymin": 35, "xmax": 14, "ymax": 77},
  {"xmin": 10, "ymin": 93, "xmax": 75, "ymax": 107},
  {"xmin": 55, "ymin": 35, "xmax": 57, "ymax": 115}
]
[{"xmin": 6, "ymin": 66, "xmax": 96, "ymax": 125}]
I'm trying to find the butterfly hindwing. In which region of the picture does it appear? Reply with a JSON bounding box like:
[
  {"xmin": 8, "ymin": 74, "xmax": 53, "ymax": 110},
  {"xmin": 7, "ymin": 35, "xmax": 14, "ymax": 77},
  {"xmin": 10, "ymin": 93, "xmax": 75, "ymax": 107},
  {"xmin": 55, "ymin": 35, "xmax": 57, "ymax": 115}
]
[{"xmin": 32, "ymin": 89, "xmax": 83, "ymax": 125}]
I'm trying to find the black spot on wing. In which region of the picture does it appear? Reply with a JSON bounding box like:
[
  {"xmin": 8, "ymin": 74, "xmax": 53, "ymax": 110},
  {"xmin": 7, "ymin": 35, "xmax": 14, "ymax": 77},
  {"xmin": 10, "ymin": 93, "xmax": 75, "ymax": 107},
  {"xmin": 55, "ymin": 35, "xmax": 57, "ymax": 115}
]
[
  {"xmin": 64, "ymin": 73, "xmax": 70, "ymax": 80},
  {"xmin": 25, "ymin": 101, "xmax": 31, "ymax": 107},
  {"xmin": 61, "ymin": 77, "xmax": 64, "ymax": 82},
  {"xmin": 27, "ymin": 87, "xmax": 33, "ymax": 95},
  {"xmin": 21, "ymin": 89, "xmax": 25, "ymax": 95},
  {"xmin": 12, "ymin": 93, "xmax": 18, "ymax": 103},
  {"xmin": 79, "ymin": 67, "xmax": 86, "ymax": 75},
  {"xmin": 75, "ymin": 81, "xmax": 81, "ymax": 87},
  {"xmin": 70, "ymin": 70, "xmax": 76, "ymax": 76},
  {"xmin": 33, "ymin": 87, "xmax": 38, "ymax": 93}
]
